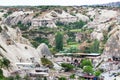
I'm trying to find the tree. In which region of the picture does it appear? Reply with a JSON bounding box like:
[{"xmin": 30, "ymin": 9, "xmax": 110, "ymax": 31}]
[
  {"xmin": 90, "ymin": 39, "xmax": 100, "ymax": 53},
  {"xmin": 83, "ymin": 66, "xmax": 93, "ymax": 74},
  {"xmin": 94, "ymin": 70, "xmax": 101, "ymax": 77},
  {"xmin": 0, "ymin": 58, "xmax": 10, "ymax": 70},
  {"xmin": 55, "ymin": 32, "xmax": 63, "ymax": 51},
  {"xmin": 0, "ymin": 69, "xmax": 4, "ymax": 78},
  {"xmin": 0, "ymin": 58, "xmax": 10, "ymax": 80},
  {"xmin": 80, "ymin": 59, "xmax": 93, "ymax": 69}
]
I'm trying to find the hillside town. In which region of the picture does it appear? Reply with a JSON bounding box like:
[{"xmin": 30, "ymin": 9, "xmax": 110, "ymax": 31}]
[{"xmin": 0, "ymin": 3, "xmax": 120, "ymax": 80}]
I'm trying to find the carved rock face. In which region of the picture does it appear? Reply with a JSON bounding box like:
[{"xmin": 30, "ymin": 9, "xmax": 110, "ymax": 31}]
[
  {"xmin": 103, "ymin": 31, "xmax": 120, "ymax": 57},
  {"xmin": 37, "ymin": 43, "xmax": 52, "ymax": 58}
]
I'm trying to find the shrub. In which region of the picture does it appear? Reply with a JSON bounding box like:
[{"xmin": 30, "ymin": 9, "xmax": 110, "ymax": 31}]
[
  {"xmin": 41, "ymin": 58, "xmax": 53, "ymax": 68},
  {"xmin": 3, "ymin": 14, "xmax": 8, "ymax": 18},
  {"xmin": 15, "ymin": 74, "xmax": 21, "ymax": 80},
  {"xmin": 17, "ymin": 21, "xmax": 30, "ymax": 31},
  {"xmin": 1, "ymin": 57, "xmax": 10, "ymax": 69},
  {"xmin": 0, "ymin": 69, "xmax": 4, "ymax": 77},
  {"xmin": 61, "ymin": 63, "xmax": 74, "ymax": 72},
  {"xmin": 90, "ymin": 39, "xmax": 100, "ymax": 53},
  {"xmin": 94, "ymin": 70, "xmax": 101, "ymax": 77},
  {"xmin": 70, "ymin": 74, "xmax": 75, "ymax": 79},
  {"xmin": 31, "ymin": 41, "xmax": 39, "ymax": 48},
  {"xmin": 59, "ymin": 77, "xmax": 67, "ymax": 80},
  {"xmin": 80, "ymin": 59, "xmax": 93, "ymax": 68},
  {"xmin": 83, "ymin": 66, "xmax": 93, "ymax": 74},
  {"xmin": 44, "ymin": 77, "xmax": 47, "ymax": 80},
  {"xmin": 69, "ymin": 46, "xmax": 79, "ymax": 53},
  {"xmin": 6, "ymin": 76, "xmax": 15, "ymax": 80},
  {"xmin": 50, "ymin": 47, "xmax": 57, "ymax": 55},
  {"xmin": 34, "ymin": 37, "xmax": 49, "ymax": 45}
]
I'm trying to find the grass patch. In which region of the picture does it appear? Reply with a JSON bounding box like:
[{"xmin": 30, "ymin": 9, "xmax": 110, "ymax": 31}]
[
  {"xmin": 70, "ymin": 29, "xmax": 82, "ymax": 32},
  {"xmin": 64, "ymin": 42, "xmax": 79, "ymax": 49}
]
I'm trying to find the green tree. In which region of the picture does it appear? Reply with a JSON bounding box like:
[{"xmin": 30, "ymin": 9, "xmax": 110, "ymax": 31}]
[
  {"xmin": 90, "ymin": 39, "xmax": 100, "ymax": 53},
  {"xmin": 0, "ymin": 58, "xmax": 10, "ymax": 70},
  {"xmin": 0, "ymin": 57, "xmax": 10, "ymax": 72},
  {"xmin": 55, "ymin": 32, "xmax": 63, "ymax": 51},
  {"xmin": 0, "ymin": 58, "xmax": 10, "ymax": 79},
  {"xmin": 0, "ymin": 69, "xmax": 4, "ymax": 79},
  {"xmin": 80, "ymin": 59, "xmax": 93, "ymax": 68},
  {"xmin": 94, "ymin": 70, "xmax": 101, "ymax": 77},
  {"xmin": 83, "ymin": 66, "xmax": 93, "ymax": 74}
]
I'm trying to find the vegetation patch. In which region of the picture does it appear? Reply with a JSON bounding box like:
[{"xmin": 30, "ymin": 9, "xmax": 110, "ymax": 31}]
[
  {"xmin": 61, "ymin": 63, "xmax": 74, "ymax": 72},
  {"xmin": 41, "ymin": 57, "xmax": 53, "ymax": 68}
]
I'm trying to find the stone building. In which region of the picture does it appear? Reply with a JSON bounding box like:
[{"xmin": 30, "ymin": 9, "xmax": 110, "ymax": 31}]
[{"xmin": 31, "ymin": 18, "xmax": 57, "ymax": 28}]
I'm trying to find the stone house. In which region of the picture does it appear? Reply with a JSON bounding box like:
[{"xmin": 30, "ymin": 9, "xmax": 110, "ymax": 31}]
[{"xmin": 31, "ymin": 18, "xmax": 57, "ymax": 28}]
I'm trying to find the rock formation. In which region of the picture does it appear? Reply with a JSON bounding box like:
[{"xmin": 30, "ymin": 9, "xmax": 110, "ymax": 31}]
[{"xmin": 37, "ymin": 43, "xmax": 52, "ymax": 58}]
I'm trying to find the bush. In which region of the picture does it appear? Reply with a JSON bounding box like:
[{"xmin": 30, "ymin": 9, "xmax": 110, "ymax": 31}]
[
  {"xmin": 3, "ymin": 14, "xmax": 8, "ymax": 18},
  {"xmin": 90, "ymin": 39, "xmax": 100, "ymax": 53},
  {"xmin": 70, "ymin": 74, "xmax": 75, "ymax": 79},
  {"xmin": 61, "ymin": 63, "xmax": 74, "ymax": 72},
  {"xmin": 83, "ymin": 66, "xmax": 93, "ymax": 74},
  {"xmin": 55, "ymin": 32, "xmax": 63, "ymax": 51},
  {"xmin": 17, "ymin": 21, "xmax": 30, "ymax": 31},
  {"xmin": 0, "ymin": 69, "xmax": 4, "ymax": 78},
  {"xmin": 41, "ymin": 58, "xmax": 53, "ymax": 68},
  {"xmin": 0, "ymin": 57, "xmax": 10, "ymax": 69},
  {"xmin": 84, "ymin": 39, "xmax": 100, "ymax": 53},
  {"xmin": 50, "ymin": 47, "xmax": 57, "ymax": 55},
  {"xmin": 80, "ymin": 59, "xmax": 93, "ymax": 68},
  {"xmin": 69, "ymin": 46, "xmax": 79, "ymax": 53},
  {"xmin": 15, "ymin": 74, "xmax": 21, "ymax": 80},
  {"xmin": 31, "ymin": 37, "xmax": 50, "ymax": 48},
  {"xmin": 31, "ymin": 41, "xmax": 39, "ymax": 48},
  {"xmin": 56, "ymin": 20, "xmax": 87, "ymax": 30},
  {"xmin": 94, "ymin": 70, "xmax": 101, "ymax": 77},
  {"xmin": 6, "ymin": 76, "xmax": 15, "ymax": 80},
  {"xmin": 59, "ymin": 77, "xmax": 67, "ymax": 80},
  {"xmin": 34, "ymin": 37, "xmax": 49, "ymax": 45}
]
